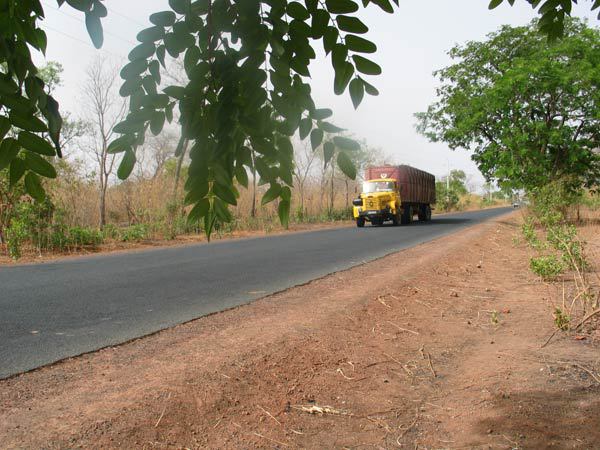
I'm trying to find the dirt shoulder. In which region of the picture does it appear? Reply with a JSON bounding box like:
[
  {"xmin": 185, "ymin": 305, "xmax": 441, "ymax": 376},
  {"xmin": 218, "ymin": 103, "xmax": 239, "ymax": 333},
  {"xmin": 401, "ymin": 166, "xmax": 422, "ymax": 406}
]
[{"xmin": 1, "ymin": 212, "xmax": 598, "ymax": 449}]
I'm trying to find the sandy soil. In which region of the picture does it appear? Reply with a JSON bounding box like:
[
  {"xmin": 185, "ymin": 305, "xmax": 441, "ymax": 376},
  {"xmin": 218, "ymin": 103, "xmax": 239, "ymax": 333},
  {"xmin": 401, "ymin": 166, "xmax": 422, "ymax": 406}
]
[{"xmin": 1, "ymin": 212, "xmax": 599, "ymax": 449}]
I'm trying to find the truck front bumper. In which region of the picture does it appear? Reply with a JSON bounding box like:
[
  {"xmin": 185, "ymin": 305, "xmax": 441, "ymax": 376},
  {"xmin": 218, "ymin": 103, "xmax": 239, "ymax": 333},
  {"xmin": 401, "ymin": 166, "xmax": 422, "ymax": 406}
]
[{"xmin": 357, "ymin": 209, "xmax": 394, "ymax": 221}]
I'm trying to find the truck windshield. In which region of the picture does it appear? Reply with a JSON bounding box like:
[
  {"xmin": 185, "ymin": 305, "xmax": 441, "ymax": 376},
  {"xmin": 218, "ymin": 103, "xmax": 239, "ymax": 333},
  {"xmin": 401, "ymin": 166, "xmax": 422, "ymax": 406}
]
[{"xmin": 363, "ymin": 181, "xmax": 394, "ymax": 193}]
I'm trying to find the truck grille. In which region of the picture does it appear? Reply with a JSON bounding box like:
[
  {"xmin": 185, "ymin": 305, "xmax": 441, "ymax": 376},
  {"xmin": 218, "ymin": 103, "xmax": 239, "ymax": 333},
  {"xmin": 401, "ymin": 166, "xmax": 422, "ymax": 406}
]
[{"xmin": 365, "ymin": 199, "xmax": 378, "ymax": 210}]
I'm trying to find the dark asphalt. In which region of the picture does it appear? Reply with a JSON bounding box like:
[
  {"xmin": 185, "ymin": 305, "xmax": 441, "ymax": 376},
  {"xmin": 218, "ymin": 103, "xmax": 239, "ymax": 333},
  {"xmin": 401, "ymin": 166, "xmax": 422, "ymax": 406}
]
[{"xmin": 0, "ymin": 207, "xmax": 512, "ymax": 378}]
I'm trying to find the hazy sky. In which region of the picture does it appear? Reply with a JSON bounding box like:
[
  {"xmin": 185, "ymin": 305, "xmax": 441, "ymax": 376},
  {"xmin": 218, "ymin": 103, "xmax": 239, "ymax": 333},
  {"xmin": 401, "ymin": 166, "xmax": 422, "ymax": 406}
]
[{"xmin": 34, "ymin": 0, "xmax": 598, "ymax": 189}]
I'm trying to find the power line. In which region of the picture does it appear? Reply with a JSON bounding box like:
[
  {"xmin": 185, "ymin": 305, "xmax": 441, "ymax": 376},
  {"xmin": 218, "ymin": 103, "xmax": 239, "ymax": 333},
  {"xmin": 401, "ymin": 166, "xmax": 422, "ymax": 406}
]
[
  {"xmin": 42, "ymin": 1, "xmax": 138, "ymax": 46},
  {"xmin": 106, "ymin": 5, "xmax": 148, "ymax": 28},
  {"xmin": 40, "ymin": 23, "xmax": 128, "ymax": 59}
]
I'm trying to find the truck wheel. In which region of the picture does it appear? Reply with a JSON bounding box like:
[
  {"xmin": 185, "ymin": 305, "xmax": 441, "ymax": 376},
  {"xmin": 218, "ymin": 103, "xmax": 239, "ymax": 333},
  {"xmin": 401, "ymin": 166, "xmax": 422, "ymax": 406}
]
[
  {"xmin": 425, "ymin": 205, "xmax": 432, "ymax": 221},
  {"xmin": 392, "ymin": 211, "xmax": 400, "ymax": 226},
  {"xmin": 356, "ymin": 217, "xmax": 365, "ymax": 228},
  {"xmin": 401, "ymin": 206, "xmax": 413, "ymax": 225}
]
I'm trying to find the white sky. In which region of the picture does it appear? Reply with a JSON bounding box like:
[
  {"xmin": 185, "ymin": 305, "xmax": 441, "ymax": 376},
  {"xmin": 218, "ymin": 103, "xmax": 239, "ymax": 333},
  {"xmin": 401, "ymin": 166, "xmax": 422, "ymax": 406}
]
[{"xmin": 34, "ymin": 0, "xmax": 598, "ymax": 190}]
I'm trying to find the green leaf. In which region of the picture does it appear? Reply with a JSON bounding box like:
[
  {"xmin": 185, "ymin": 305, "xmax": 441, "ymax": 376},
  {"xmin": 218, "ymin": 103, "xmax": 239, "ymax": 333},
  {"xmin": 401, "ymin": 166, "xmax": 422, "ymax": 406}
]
[
  {"xmin": 85, "ymin": 12, "xmax": 104, "ymax": 49},
  {"xmin": 318, "ymin": 121, "xmax": 345, "ymax": 133},
  {"xmin": 137, "ymin": 26, "xmax": 165, "ymax": 43},
  {"xmin": 278, "ymin": 199, "xmax": 291, "ymax": 229},
  {"xmin": 214, "ymin": 198, "xmax": 233, "ymax": 222},
  {"xmin": 117, "ymin": 149, "xmax": 136, "ymax": 180},
  {"xmin": 345, "ymin": 35, "xmax": 377, "ymax": 53},
  {"xmin": 9, "ymin": 112, "xmax": 47, "ymax": 132},
  {"xmin": 18, "ymin": 131, "xmax": 55, "ymax": 156},
  {"xmin": 488, "ymin": 0, "xmax": 503, "ymax": 9},
  {"xmin": 184, "ymin": 179, "xmax": 209, "ymax": 205},
  {"xmin": 150, "ymin": 111, "xmax": 165, "ymax": 135},
  {"xmin": 9, "ymin": 158, "xmax": 26, "ymax": 187},
  {"xmin": 333, "ymin": 135, "xmax": 360, "ymax": 151},
  {"xmin": 323, "ymin": 26, "xmax": 338, "ymax": 54},
  {"xmin": 334, "ymin": 61, "xmax": 354, "ymax": 95},
  {"xmin": 336, "ymin": 15, "xmax": 368, "ymax": 33},
  {"xmin": 299, "ymin": 117, "xmax": 312, "ymax": 139},
  {"xmin": 287, "ymin": 1, "xmax": 310, "ymax": 20},
  {"xmin": 24, "ymin": 151, "xmax": 57, "ymax": 179},
  {"xmin": 188, "ymin": 198, "xmax": 210, "ymax": 223},
  {"xmin": 235, "ymin": 165, "xmax": 249, "ymax": 188},
  {"xmin": 352, "ymin": 55, "xmax": 382, "ymax": 75},
  {"xmin": 0, "ymin": 138, "xmax": 21, "ymax": 171},
  {"xmin": 323, "ymin": 141, "xmax": 335, "ymax": 167},
  {"xmin": 311, "ymin": 9, "xmax": 330, "ymax": 38},
  {"xmin": 325, "ymin": 0, "xmax": 359, "ymax": 14},
  {"xmin": 163, "ymin": 85, "xmax": 186, "ymax": 99},
  {"xmin": 150, "ymin": 11, "xmax": 176, "ymax": 26},
  {"xmin": 311, "ymin": 108, "xmax": 333, "ymax": 120},
  {"xmin": 107, "ymin": 135, "xmax": 135, "ymax": 154},
  {"xmin": 349, "ymin": 78, "xmax": 364, "ymax": 109},
  {"xmin": 0, "ymin": 116, "xmax": 11, "ymax": 140},
  {"xmin": 120, "ymin": 59, "xmax": 148, "ymax": 80},
  {"xmin": 128, "ymin": 42, "xmax": 156, "ymax": 61},
  {"xmin": 310, "ymin": 128, "xmax": 324, "ymax": 150},
  {"xmin": 261, "ymin": 183, "xmax": 282, "ymax": 205},
  {"xmin": 362, "ymin": 78, "xmax": 379, "ymax": 96},
  {"xmin": 24, "ymin": 172, "xmax": 46, "ymax": 201},
  {"xmin": 213, "ymin": 182, "xmax": 238, "ymax": 206},
  {"xmin": 337, "ymin": 151, "xmax": 357, "ymax": 179},
  {"xmin": 169, "ymin": 0, "xmax": 191, "ymax": 14}
]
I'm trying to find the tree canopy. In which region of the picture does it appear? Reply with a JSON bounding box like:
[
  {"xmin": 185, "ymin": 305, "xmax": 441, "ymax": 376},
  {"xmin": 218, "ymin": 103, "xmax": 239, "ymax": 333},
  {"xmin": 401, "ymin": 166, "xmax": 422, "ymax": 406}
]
[
  {"xmin": 416, "ymin": 18, "xmax": 600, "ymax": 194},
  {"xmin": 0, "ymin": 0, "xmax": 598, "ymax": 236}
]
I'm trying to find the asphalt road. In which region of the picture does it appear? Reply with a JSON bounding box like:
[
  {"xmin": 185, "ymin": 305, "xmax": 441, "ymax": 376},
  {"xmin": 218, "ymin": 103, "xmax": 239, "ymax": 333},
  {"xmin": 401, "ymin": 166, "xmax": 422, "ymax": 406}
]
[{"xmin": 0, "ymin": 207, "xmax": 512, "ymax": 379}]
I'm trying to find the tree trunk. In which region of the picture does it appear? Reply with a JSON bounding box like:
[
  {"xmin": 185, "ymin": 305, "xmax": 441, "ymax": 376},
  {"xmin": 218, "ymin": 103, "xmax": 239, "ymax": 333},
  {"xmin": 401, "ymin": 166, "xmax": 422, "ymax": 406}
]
[
  {"xmin": 172, "ymin": 139, "xmax": 189, "ymax": 202},
  {"xmin": 250, "ymin": 151, "xmax": 257, "ymax": 218},
  {"xmin": 329, "ymin": 164, "xmax": 335, "ymax": 216},
  {"xmin": 99, "ymin": 183, "xmax": 107, "ymax": 227}
]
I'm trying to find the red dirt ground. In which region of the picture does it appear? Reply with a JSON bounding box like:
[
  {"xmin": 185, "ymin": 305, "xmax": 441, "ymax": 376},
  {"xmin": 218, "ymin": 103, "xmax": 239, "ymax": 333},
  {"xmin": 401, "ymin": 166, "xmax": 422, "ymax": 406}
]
[{"xmin": 1, "ymin": 212, "xmax": 599, "ymax": 449}]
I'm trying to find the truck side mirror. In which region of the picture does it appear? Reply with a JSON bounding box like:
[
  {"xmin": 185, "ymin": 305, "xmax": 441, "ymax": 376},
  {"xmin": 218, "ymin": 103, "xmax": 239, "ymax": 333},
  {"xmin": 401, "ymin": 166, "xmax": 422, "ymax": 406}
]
[{"xmin": 352, "ymin": 198, "xmax": 363, "ymax": 206}]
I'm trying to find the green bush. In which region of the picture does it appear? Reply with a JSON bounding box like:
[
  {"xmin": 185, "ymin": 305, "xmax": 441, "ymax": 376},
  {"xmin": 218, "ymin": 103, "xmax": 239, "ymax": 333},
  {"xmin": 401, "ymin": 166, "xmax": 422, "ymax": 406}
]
[
  {"xmin": 68, "ymin": 226, "xmax": 104, "ymax": 247},
  {"xmin": 546, "ymin": 224, "xmax": 588, "ymax": 271},
  {"xmin": 521, "ymin": 217, "xmax": 543, "ymax": 249},
  {"xmin": 5, "ymin": 218, "xmax": 28, "ymax": 259},
  {"xmin": 530, "ymin": 255, "xmax": 565, "ymax": 280},
  {"xmin": 101, "ymin": 223, "xmax": 120, "ymax": 240},
  {"xmin": 119, "ymin": 224, "xmax": 149, "ymax": 242}
]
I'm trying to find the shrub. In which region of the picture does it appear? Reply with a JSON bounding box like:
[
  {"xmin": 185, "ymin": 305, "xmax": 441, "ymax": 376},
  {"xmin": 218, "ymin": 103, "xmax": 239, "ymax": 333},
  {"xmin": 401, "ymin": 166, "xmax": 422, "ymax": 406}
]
[
  {"xmin": 546, "ymin": 224, "xmax": 588, "ymax": 271},
  {"xmin": 521, "ymin": 217, "xmax": 542, "ymax": 249},
  {"xmin": 553, "ymin": 307, "xmax": 570, "ymax": 331},
  {"xmin": 5, "ymin": 218, "xmax": 28, "ymax": 260},
  {"xmin": 69, "ymin": 226, "xmax": 104, "ymax": 247},
  {"xmin": 119, "ymin": 224, "xmax": 149, "ymax": 242},
  {"xmin": 530, "ymin": 255, "xmax": 564, "ymax": 280},
  {"xmin": 101, "ymin": 223, "xmax": 119, "ymax": 240}
]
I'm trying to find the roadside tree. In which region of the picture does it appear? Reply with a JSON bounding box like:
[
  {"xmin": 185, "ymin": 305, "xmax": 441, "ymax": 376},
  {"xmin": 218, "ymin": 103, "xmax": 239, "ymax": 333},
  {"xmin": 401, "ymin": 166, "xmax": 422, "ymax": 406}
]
[{"xmin": 416, "ymin": 19, "xmax": 600, "ymax": 196}]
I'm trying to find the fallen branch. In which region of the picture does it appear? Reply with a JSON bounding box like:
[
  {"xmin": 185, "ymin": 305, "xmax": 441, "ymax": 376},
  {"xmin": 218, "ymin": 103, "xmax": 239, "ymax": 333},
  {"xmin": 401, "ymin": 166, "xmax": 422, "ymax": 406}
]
[
  {"xmin": 154, "ymin": 392, "xmax": 172, "ymax": 428},
  {"xmin": 292, "ymin": 405, "xmax": 352, "ymax": 416},
  {"xmin": 427, "ymin": 352, "xmax": 437, "ymax": 378},
  {"xmin": 259, "ymin": 405, "xmax": 282, "ymax": 426},
  {"xmin": 574, "ymin": 308, "xmax": 600, "ymax": 330},
  {"xmin": 386, "ymin": 321, "xmax": 419, "ymax": 335}
]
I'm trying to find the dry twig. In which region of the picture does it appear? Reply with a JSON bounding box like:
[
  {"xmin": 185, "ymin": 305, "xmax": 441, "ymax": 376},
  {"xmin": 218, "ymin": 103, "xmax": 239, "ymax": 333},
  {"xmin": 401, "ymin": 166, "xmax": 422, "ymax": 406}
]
[{"xmin": 386, "ymin": 321, "xmax": 419, "ymax": 335}]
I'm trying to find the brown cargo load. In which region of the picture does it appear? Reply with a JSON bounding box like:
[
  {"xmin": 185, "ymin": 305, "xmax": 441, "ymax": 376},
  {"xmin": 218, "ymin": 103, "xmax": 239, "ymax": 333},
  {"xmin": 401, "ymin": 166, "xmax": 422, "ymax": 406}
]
[{"xmin": 364, "ymin": 165, "xmax": 436, "ymax": 205}]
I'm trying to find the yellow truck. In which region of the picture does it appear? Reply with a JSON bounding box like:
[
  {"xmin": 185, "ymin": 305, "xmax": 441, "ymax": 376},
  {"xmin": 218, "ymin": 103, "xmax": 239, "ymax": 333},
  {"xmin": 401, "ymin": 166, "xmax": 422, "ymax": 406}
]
[{"xmin": 352, "ymin": 165, "xmax": 436, "ymax": 227}]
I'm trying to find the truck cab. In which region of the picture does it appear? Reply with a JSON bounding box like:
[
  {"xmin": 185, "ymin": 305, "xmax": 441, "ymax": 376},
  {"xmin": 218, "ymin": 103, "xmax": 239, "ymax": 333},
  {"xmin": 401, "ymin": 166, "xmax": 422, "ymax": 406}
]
[{"xmin": 352, "ymin": 178, "xmax": 402, "ymax": 227}]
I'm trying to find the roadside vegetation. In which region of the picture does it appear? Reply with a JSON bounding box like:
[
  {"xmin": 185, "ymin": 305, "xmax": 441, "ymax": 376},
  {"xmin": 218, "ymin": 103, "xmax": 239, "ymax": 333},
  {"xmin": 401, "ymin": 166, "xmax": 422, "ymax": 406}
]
[{"xmin": 418, "ymin": 17, "xmax": 600, "ymax": 332}]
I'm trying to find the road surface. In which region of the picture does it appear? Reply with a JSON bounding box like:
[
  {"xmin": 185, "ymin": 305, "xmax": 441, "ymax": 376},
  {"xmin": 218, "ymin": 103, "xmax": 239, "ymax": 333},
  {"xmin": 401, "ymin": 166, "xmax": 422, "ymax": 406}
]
[{"xmin": 0, "ymin": 207, "xmax": 511, "ymax": 378}]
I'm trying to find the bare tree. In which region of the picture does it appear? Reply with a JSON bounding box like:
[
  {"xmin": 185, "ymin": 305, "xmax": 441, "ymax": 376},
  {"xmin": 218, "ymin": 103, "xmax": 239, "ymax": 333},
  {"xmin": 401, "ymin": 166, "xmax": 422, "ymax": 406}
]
[
  {"xmin": 293, "ymin": 139, "xmax": 318, "ymax": 217},
  {"xmin": 135, "ymin": 131, "xmax": 178, "ymax": 180},
  {"xmin": 82, "ymin": 58, "xmax": 127, "ymax": 227}
]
